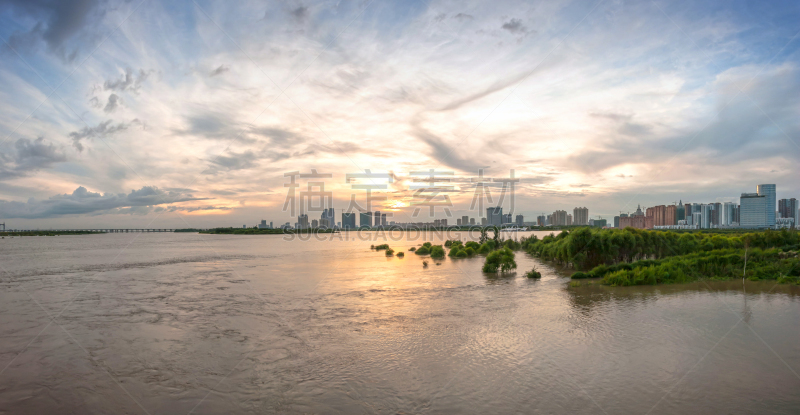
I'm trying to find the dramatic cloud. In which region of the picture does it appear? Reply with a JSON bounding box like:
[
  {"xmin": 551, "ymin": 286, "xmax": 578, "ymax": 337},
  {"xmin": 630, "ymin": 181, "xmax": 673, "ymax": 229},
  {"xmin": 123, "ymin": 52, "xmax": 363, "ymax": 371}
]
[
  {"xmin": 0, "ymin": 0, "xmax": 798, "ymax": 227},
  {"xmin": 0, "ymin": 137, "xmax": 67, "ymax": 180},
  {"xmin": 0, "ymin": 186, "xmax": 208, "ymax": 219}
]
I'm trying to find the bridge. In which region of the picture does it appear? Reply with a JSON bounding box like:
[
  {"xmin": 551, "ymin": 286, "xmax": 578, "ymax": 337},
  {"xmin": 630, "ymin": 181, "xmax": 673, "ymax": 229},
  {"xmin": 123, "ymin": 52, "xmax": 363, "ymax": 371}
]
[{"xmin": 1, "ymin": 229, "xmax": 183, "ymax": 233}]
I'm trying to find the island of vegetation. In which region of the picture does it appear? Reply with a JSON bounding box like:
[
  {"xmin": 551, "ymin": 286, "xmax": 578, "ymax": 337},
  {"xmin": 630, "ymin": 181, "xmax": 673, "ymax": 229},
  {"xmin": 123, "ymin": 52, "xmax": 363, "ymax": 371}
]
[{"xmin": 521, "ymin": 227, "xmax": 800, "ymax": 286}]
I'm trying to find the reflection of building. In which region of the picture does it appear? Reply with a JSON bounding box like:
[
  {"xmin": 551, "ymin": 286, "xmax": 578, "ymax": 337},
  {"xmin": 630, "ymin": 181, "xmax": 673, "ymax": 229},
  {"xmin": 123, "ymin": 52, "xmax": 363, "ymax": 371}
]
[
  {"xmin": 740, "ymin": 193, "xmax": 767, "ymax": 228},
  {"xmin": 756, "ymin": 184, "xmax": 776, "ymax": 226},
  {"xmin": 573, "ymin": 207, "xmax": 588, "ymax": 225}
]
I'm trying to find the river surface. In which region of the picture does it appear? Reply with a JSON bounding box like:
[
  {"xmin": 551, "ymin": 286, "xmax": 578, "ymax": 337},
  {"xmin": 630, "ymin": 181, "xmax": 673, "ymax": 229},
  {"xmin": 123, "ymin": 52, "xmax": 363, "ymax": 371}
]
[{"xmin": 0, "ymin": 231, "xmax": 799, "ymax": 414}]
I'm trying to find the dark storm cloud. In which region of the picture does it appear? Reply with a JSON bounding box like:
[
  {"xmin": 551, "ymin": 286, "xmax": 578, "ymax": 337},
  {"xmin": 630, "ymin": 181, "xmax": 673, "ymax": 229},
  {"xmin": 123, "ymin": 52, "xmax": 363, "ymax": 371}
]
[
  {"xmin": 209, "ymin": 65, "xmax": 229, "ymax": 77},
  {"xmin": 104, "ymin": 68, "xmax": 152, "ymax": 92},
  {"xmin": 68, "ymin": 119, "xmax": 137, "ymax": 151},
  {"xmin": 0, "ymin": 137, "xmax": 67, "ymax": 180},
  {"xmin": 0, "ymin": 185, "xmax": 208, "ymax": 219},
  {"xmin": 104, "ymin": 93, "xmax": 121, "ymax": 113}
]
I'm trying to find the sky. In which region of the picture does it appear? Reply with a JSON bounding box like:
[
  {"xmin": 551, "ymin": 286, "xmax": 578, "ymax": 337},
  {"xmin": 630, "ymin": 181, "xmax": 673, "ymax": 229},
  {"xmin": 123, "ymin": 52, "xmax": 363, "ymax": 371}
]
[{"xmin": 0, "ymin": 0, "xmax": 798, "ymax": 229}]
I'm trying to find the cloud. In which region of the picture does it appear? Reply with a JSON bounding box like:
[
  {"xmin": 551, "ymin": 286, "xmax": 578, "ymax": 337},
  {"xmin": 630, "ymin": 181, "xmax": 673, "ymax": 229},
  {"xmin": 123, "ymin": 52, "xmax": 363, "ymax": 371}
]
[
  {"xmin": 209, "ymin": 65, "xmax": 229, "ymax": 77},
  {"xmin": 501, "ymin": 18, "xmax": 528, "ymax": 35},
  {"xmin": 103, "ymin": 68, "xmax": 152, "ymax": 92},
  {"xmin": 290, "ymin": 5, "xmax": 308, "ymax": 22},
  {"xmin": 202, "ymin": 150, "xmax": 260, "ymax": 175},
  {"xmin": 453, "ymin": 13, "xmax": 473, "ymax": 22},
  {"xmin": 104, "ymin": 93, "xmax": 121, "ymax": 113},
  {"xmin": 68, "ymin": 119, "xmax": 138, "ymax": 151},
  {"xmin": 0, "ymin": 137, "xmax": 67, "ymax": 180},
  {"xmin": 2, "ymin": 0, "xmax": 103, "ymax": 61},
  {"xmin": 0, "ymin": 185, "xmax": 208, "ymax": 219}
]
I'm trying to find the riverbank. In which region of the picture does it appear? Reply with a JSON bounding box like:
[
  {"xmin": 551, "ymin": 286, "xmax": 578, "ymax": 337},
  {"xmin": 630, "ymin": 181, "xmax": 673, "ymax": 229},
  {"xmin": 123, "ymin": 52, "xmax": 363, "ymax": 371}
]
[{"xmin": 522, "ymin": 227, "xmax": 800, "ymax": 286}]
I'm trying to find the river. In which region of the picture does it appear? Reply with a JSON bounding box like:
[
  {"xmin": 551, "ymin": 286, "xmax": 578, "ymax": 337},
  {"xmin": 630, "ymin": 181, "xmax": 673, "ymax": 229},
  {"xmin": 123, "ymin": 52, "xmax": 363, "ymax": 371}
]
[{"xmin": 0, "ymin": 231, "xmax": 798, "ymax": 414}]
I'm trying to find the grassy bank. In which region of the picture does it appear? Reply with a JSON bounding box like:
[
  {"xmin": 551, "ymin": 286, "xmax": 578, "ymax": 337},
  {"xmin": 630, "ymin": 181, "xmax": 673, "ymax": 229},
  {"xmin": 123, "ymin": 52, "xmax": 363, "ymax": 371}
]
[{"xmin": 521, "ymin": 227, "xmax": 800, "ymax": 285}]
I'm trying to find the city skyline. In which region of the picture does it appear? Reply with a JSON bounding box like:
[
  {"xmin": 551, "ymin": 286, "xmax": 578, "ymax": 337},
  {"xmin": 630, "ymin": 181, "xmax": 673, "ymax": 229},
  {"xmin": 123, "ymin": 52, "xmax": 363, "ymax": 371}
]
[{"xmin": 1, "ymin": 0, "xmax": 799, "ymax": 228}]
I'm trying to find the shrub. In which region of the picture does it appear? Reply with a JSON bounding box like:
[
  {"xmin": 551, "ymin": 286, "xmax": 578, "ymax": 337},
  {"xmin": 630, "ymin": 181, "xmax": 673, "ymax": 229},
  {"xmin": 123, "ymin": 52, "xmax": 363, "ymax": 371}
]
[
  {"xmin": 374, "ymin": 244, "xmax": 390, "ymax": 250},
  {"xmin": 525, "ymin": 268, "xmax": 542, "ymax": 278},
  {"xmin": 482, "ymin": 248, "xmax": 517, "ymax": 273},
  {"xmin": 397, "ymin": 252, "xmax": 404, "ymax": 258},
  {"xmin": 415, "ymin": 246, "xmax": 431, "ymax": 255},
  {"xmin": 464, "ymin": 247, "xmax": 476, "ymax": 257},
  {"xmin": 571, "ymin": 271, "xmax": 590, "ymax": 279},
  {"xmin": 409, "ymin": 247, "xmax": 416, "ymax": 252},
  {"xmin": 430, "ymin": 245, "xmax": 446, "ymax": 259},
  {"xmin": 385, "ymin": 248, "xmax": 394, "ymax": 256},
  {"xmin": 422, "ymin": 261, "xmax": 428, "ymax": 267}
]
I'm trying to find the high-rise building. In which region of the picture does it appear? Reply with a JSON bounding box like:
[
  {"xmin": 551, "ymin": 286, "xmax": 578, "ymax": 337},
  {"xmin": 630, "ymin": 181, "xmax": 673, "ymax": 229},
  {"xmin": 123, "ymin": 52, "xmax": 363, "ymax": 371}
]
[
  {"xmin": 757, "ymin": 184, "xmax": 776, "ymax": 226},
  {"xmin": 481, "ymin": 217, "xmax": 488, "ymax": 226},
  {"xmin": 677, "ymin": 200, "xmax": 685, "ymax": 221},
  {"xmin": 552, "ymin": 210, "xmax": 568, "ymax": 226},
  {"xmin": 516, "ymin": 214, "xmax": 524, "ymax": 226},
  {"xmin": 381, "ymin": 213, "xmax": 387, "ymax": 226},
  {"xmin": 566, "ymin": 214, "xmax": 573, "ymax": 226},
  {"xmin": 462, "ymin": 216, "xmax": 469, "ymax": 227},
  {"xmin": 342, "ymin": 213, "xmax": 356, "ymax": 229},
  {"xmin": 487, "ymin": 207, "xmax": 503, "ymax": 226},
  {"xmin": 740, "ymin": 193, "xmax": 767, "ymax": 228},
  {"xmin": 311, "ymin": 219, "xmax": 319, "ymax": 228},
  {"xmin": 298, "ymin": 214, "xmax": 309, "ymax": 229},
  {"xmin": 722, "ymin": 202, "xmax": 737, "ymax": 226},
  {"xmin": 666, "ymin": 205, "xmax": 677, "ymax": 226},
  {"xmin": 470, "ymin": 218, "xmax": 476, "ymax": 225},
  {"xmin": 701, "ymin": 204, "xmax": 712, "ymax": 229},
  {"xmin": 684, "ymin": 203, "xmax": 692, "ymax": 221},
  {"xmin": 573, "ymin": 207, "xmax": 589, "ymax": 225},
  {"xmin": 374, "ymin": 211, "xmax": 381, "ymax": 227},
  {"xmin": 779, "ymin": 198, "xmax": 798, "ymax": 223},
  {"xmin": 360, "ymin": 211, "xmax": 372, "ymax": 227},
  {"xmin": 613, "ymin": 216, "xmax": 620, "ymax": 228},
  {"xmin": 537, "ymin": 215, "xmax": 546, "ymax": 226}
]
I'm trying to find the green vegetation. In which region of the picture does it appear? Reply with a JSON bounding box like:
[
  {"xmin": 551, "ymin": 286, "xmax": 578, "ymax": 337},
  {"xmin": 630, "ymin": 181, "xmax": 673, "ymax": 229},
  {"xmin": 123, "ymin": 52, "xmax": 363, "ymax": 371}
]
[
  {"xmin": 423, "ymin": 260, "xmax": 429, "ymax": 267},
  {"xmin": 525, "ymin": 267, "xmax": 542, "ymax": 278},
  {"xmin": 521, "ymin": 227, "xmax": 800, "ymax": 285},
  {"xmin": 482, "ymin": 248, "xmax": 517, "ymax": 273},
  {"xmin": 430, "ymin": 245, "xmax": 446, "ymax": 259},
  {"xmin": 397, "ymin": 251, "xmax": 404, "ymax": 258},
  {"xmin": 385, "ymin": 248, "xmax": 395, "ymax": 256},
  {"xmin": 409, "ymin": 247, "xmax": 416, "ymax": 252},
  {"xmin": 374, "ymin": 244, "xmax": 390, "ymax": 250},
  {"xmin": 200, "ymin": 227, "xmax": 337, "ymax": 235}
]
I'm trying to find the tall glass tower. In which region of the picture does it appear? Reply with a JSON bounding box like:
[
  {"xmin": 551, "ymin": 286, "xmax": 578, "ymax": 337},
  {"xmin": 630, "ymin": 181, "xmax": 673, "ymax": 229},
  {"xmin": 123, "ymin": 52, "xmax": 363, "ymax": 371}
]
[{"xmin": 756, "ymin": 184, "xmax": 776, "ymax": 226}]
